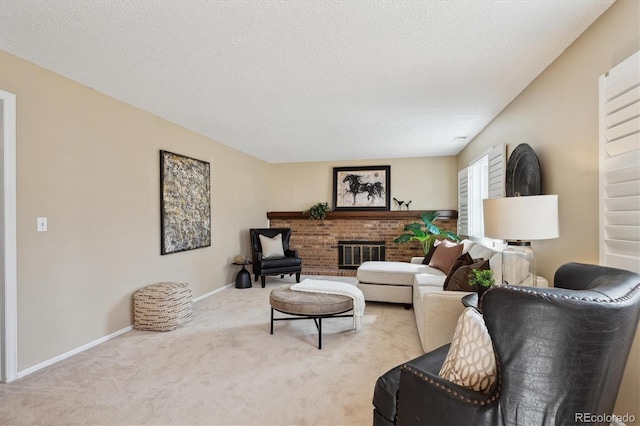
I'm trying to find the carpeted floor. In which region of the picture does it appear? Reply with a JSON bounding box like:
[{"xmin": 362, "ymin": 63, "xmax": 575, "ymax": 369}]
[{"xmin": 0, "ymin": 276, "xmax": 424, "ymax": 425}]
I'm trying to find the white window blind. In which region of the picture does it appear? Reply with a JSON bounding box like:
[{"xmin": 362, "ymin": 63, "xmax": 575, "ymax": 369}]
[
  {"xmin": 599, "ymin": 51, "xmax": 640, "ymax": 273},
  {"xmin": 458, "ymin": 144, "xmax": 505, "ymax": 237},
  {"xmin": 458, "ymin": 168, "xmax": 469, "ymax": 235},
  {"xmin": 487, "ymin": 144, "xmax": 506, "ymax": 199},
  {"xmin": 469, "ymin": 156, "xmax": 488, "ymax": 236}
]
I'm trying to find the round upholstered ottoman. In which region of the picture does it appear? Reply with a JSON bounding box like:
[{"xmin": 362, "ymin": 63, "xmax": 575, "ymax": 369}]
[
  {"xmin": 269, "ymin": 285, "xmax": 354, "ymax": 349},
  {"xmin": 133, "ymin": 282, "xmax": 193, "ymax": 331}
]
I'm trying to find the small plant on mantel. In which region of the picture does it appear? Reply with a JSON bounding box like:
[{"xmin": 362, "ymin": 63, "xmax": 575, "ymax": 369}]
[
  {"xmin": 393, "ymin": 211, "xmax": 460, "ymax": 254},
  {"xmin": 304, "ymin": 202, "xmax": 331, "ymax": 220}
]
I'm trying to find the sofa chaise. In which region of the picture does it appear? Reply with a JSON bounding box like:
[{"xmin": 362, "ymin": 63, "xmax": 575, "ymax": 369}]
[{"xmin": 356, "ymin": 239, "xmax": 548, "ymax": 352}]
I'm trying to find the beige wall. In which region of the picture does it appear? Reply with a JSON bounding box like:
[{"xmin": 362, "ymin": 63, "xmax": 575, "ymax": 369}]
[
  {"xmin": 457, "ymin": 0, "xmax": 639, "ymax": 416},
  {"xmin": 0, "ymin": 51, "xmax": 271, "ymax": 370},
  {"xmin": 269, "ymin": 156, "xmax": 458, "ymax": 212}
]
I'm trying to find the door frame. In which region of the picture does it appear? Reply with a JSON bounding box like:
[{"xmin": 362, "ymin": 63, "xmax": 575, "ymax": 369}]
[{"xmin": 0, "ymin": 89, "xmax": 17, "ymax": 383}]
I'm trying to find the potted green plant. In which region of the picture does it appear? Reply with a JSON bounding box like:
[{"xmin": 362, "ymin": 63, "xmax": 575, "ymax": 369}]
[
  {"xmin": 304, "ymin": 202, "xmax": 331, "ymax": 220},
  {"xmin": 469, "ymin": 269, "xmax": 495, "ymax": 299},
  {"xmin": 393, "ymin": 211, "xmax": 461, "ymax": 254}
]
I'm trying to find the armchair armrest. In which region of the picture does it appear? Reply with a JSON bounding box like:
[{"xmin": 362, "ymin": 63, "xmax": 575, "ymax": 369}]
[
  {"xmin": 410, "ymin": 257, "xmax": 425, "ymax": 264},
  {"xmin": 397, "ymin": 363, "xmax": 498, "ymax": 425},
  {"xmin": 285, "ymin": 249, "xmax": 298, "ymax": 258},
  {"xmin": 374, "ymin": 345, "xmax": 450, "ymax": 425}
]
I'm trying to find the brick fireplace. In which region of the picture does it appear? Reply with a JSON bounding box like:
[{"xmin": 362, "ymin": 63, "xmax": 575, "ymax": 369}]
[
  {"xmin": 267, "ymin": 210, "xmax": 457, "ymax": 276},
  {"xmin": 338, "ymin": 240, "xmax": 386, "ymax": 269}
]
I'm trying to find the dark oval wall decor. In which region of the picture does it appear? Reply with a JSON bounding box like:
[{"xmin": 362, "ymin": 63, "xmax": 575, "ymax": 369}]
[{"xmin": 506, "ymin": 143, "xmax": 541, "ymax": 196}]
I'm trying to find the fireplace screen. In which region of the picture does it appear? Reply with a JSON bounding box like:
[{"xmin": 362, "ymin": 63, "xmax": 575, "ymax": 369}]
[{"xmin": 338, "ymin": 240, "xmax": 386, "ymax": 269}]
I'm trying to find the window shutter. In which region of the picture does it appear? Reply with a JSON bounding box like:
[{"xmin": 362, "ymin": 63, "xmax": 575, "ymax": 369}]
[
  {"xmin": 458, "ymin": 168, "xmax": 469, "ymax": 236},
  {"xmin": 487, "ymin": 144, "xmax": 506, "ymax": 199},
  {"xmin": 599, "ymin": 51, "xmax": 640, "ymax": 273}
]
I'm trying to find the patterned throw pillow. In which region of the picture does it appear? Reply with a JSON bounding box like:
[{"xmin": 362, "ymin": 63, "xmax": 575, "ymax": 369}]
[
  {"xmin": 259, "ymin": 233, "xmax": 285, "ymax": 259},
  {"xmin": 439, "ymin": 307, "xmax": 497, "ymax": 394}
]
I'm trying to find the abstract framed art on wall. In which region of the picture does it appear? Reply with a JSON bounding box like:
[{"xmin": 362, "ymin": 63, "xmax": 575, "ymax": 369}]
[
  {"xmin": 332, "ymin": 165, "xmax": 391, "ymax": 211},
  {"xmin": 160, "ymin": 150, "xmax": 211, "ymax": 255}
]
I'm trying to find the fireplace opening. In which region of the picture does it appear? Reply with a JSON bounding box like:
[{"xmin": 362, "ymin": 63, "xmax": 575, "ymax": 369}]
[{"xmin": 338, "ymin": 240, "xmax": 386, "ymax": 269}]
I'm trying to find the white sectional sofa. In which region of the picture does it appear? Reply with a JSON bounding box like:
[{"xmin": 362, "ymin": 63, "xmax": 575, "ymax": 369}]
[{"xmin": 356, "ymin": 239, "xmax": 548, "ymax": 352}]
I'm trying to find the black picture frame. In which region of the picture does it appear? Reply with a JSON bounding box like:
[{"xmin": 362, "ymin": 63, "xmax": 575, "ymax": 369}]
[
  {"xmin": 160, "ymin": 150, "xmax": 211, "ymax": 255},
  {"xmin": 333, "ymin": 165, "xmax": 391, "ymax": 211}
]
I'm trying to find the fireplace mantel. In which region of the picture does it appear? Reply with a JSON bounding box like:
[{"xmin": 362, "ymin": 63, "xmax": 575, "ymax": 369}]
[{"xmin": 267, "ymin": 210, "xmax": 457, "ymax": 220}]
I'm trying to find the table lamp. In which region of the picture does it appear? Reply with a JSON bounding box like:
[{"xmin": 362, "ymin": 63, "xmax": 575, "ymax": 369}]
[{"xmin": 483, "ymin": 195, "xmax": 559, "ymax": 286}]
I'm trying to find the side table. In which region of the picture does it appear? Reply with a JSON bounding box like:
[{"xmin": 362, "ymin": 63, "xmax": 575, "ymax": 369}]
[
  {"xmin": 233, "ymin": 261, "xmax": 252, "ymax": 289},
  {"xmin": 461, "ymin": 293, "xmax": 480, "ymax": 311}
]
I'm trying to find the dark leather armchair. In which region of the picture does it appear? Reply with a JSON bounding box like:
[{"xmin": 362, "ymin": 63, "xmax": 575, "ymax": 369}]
[
  {"xmin": 373, "ymin": 262, "xmax": 640, "ymax": 425},
  {"xmin": 249, "ymin": 228, "xmax": 302, "ymax": 288}
]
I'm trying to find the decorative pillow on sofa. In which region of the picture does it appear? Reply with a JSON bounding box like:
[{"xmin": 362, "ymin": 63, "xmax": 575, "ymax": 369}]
[
  {"xmin": 439, "ymin": 307, "xmax": 497, "ymax": 394},
  {"xmin": 259, "ymin": 233, "xmax": 285, "ymax": 259},
  {"xmin": 442, "ymin": 253, "xmax": 474, "ymax": 290},
  {"xmin": 467, "ymin": 243, "xmax": 496, "ymax": 261},
  {"xmin": 428, "ymin": 243, "xmax": 463, "ymax": 273},
  {"xmin": 446, "ymin": 259, "xmax": 490, "ymax": 292},
  {"xmin": 467, "ymin": 243, "xmax": 502, "ymax": 285},
  {"xmin": 459, "ymin": 239, "xmax": 477, "ymax": 255},
  {"xmin": 421, "ymin": 244, "xmax": 439, "ymax": 265},
  {"xmin": 421, "ymin": 240, "xmax": 456, "ymax": 264}
]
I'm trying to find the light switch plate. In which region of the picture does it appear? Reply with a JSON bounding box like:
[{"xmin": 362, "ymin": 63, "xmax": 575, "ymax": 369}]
[{"xmin": 37, "ymin": 217, "xmax": 47, "ymax": 232}]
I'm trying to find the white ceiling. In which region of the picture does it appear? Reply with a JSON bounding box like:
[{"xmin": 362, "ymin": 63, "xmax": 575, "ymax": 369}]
[{"xmin": 0, "ymin": 0, "xmax": 614, "ymax": 163}]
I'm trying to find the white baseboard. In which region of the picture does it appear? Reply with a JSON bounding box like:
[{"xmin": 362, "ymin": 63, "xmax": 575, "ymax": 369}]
[
  {"xmin": 193, "ymin": 282, "xmax": 233, "ymax": 302},
  {"xmin": 17, "ymin": 325, "xmax": 133, "ymax": 379},
  {"xmin": 16, "ymin": 282, "xmax": 234, "ymax": 379}
]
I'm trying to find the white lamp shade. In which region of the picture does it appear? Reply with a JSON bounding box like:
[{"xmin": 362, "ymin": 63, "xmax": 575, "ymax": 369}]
[{"xmin": 483, "ymin": 195, "xmax": 559, "ymax": 241}]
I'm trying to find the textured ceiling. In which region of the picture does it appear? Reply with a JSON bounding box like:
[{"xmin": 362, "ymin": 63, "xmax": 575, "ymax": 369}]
[{"xmin": 0, "ymin": 0, "xmax": 614, "ymax": 163}]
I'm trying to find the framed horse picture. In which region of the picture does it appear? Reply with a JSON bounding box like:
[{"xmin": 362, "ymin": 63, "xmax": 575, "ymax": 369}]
[{"xmin": 333, "ymin": 165, "xmax": 391, "ymax": 211}]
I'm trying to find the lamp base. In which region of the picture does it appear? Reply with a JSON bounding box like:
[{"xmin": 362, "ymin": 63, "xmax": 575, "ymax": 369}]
[{"xmin": 501, "ymin": 241, "xmax": 537, "ymax": 287}]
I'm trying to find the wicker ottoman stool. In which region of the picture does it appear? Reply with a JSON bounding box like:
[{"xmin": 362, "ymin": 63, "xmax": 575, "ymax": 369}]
[
  {"xmin": 269, "ymin": 285, "xmax": 354, "ymax": 349},
  {"xmin": 133, "ymin": 282, "xmax": 193, "ymax": 331}
]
